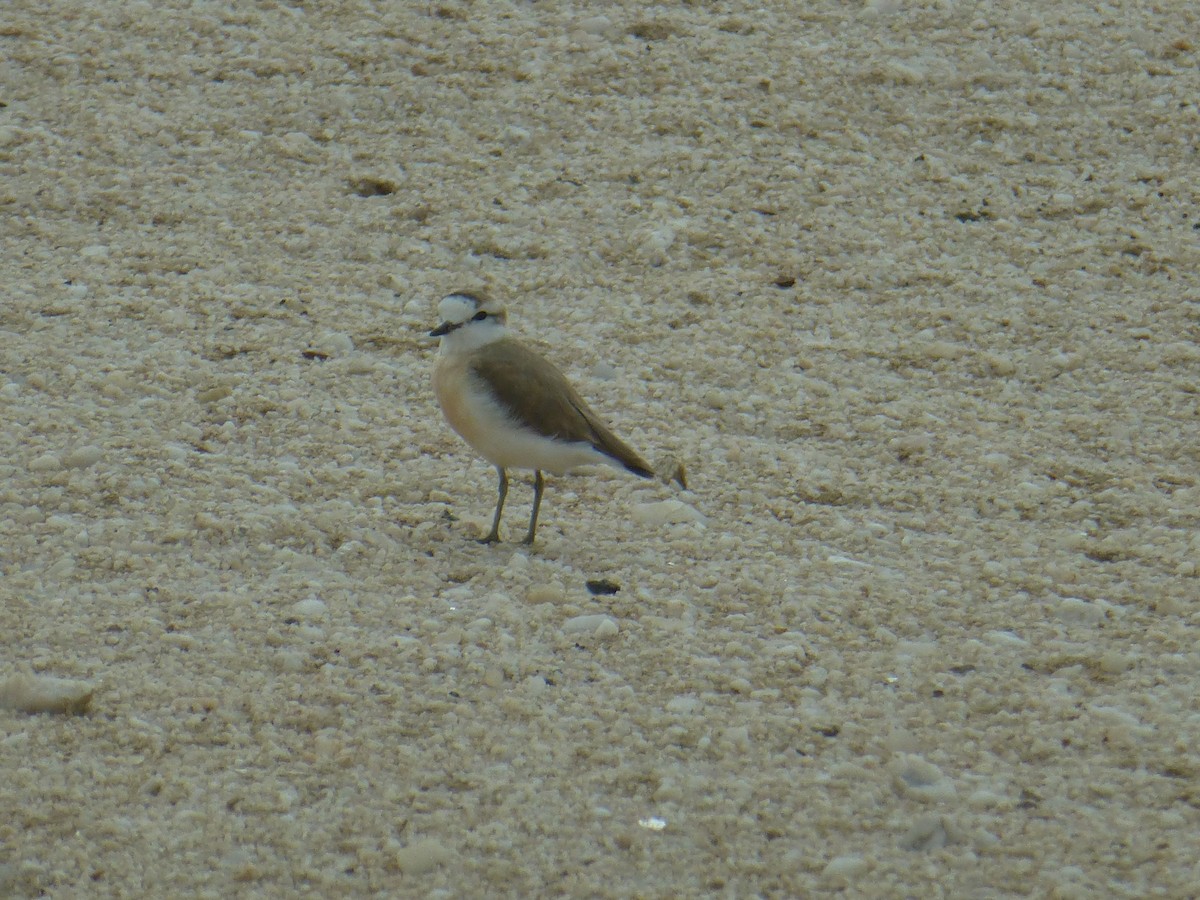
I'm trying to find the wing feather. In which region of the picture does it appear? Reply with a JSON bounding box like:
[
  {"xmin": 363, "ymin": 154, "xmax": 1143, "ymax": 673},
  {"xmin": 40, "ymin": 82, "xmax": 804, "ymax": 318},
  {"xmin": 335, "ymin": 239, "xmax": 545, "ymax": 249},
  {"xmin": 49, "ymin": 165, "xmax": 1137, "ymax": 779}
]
[{"xmin": 470, "ymin": 339, "xmax": 653, "ymax": 478}]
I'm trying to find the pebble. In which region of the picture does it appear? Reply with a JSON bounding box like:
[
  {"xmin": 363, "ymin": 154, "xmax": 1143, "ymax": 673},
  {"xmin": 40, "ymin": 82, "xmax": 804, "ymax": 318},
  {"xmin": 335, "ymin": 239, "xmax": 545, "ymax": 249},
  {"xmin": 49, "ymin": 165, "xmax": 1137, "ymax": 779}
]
[
  {"xmin": 563, "ymin": 615, "xmax": 620, "ymax": 638},
  {"xmin": 0, "ymin": 674, "xmax": 95, "ymax": 715},
  {"xmin": 901, "ymin": 814, "xmax": 950, "ymax": 851},
  {"xmin": 276, "ymin": 650, "xmax": 308, "ymax": 673},
  {"xmin": 665, "ymin": 695, "xmax": 702, "ymax": 714},
  {"xmin": 890, "ymin": 754, "xmax": 956, "ymax": 801},
  {"xmin": 631, "ymin": 500, "xmax": 705, "ymax": 526},
  {"xmin": 822, "ymin": 854, "xmax": 868, "ymax": 880},
  {"xmin": 62, "ymin": 445, "xmax": 104, "ymax": 469},
  {"xmin": 313, "ymin": 331, "xmax": 355, "ymax": 356},
  {"xmin": 290, "ymin": 597, "xmax": 329, "ymax": 619},
  {"xmin": 1055, "ymin": 597, "xmax": 1108, "ymax": 625},
  {"xmin": 576, "ymin": 14, "xmax": 616, "ymax": 38},
  {"xmin": 390, "ymin": 838, "xmax": 452, "ymax": 874},
  {"xmin": 29, "ymin": 453, "xmax": 62, "ymax": 472},
  {"xmin": 527, "ymin": 584, "xmax": 565, "ymax": 605}
]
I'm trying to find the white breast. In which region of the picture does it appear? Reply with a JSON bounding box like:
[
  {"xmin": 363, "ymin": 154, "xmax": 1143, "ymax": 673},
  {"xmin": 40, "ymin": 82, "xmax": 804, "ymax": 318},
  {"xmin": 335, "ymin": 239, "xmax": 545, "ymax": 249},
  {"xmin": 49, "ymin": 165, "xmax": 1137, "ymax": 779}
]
[{"xmin": 433, "ymin": 354, "xmax": 613, "ymax": 475}]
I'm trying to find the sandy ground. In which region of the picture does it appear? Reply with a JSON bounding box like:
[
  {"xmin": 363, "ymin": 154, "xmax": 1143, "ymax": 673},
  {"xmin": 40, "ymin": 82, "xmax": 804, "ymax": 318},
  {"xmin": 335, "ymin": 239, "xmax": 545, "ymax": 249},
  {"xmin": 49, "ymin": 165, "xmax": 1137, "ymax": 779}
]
[{"xmin": 3, "ymin": 1, "xmax": 1199, "ymax": 896}]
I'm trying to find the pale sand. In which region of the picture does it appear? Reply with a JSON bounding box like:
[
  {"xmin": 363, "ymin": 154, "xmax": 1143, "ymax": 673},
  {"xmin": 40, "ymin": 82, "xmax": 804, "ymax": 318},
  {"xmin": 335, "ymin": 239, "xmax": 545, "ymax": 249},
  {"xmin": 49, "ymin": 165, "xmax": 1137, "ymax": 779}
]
[{"xmin": 2, "ymin": 2, "xmax": 1199, "ymax": 896}]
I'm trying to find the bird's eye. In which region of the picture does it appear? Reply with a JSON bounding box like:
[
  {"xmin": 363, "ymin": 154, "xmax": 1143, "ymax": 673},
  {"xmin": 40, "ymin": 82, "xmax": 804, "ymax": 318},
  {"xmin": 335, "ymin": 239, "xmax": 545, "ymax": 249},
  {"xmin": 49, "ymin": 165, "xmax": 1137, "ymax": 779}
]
[{"xmin": 472, "ymin": 311, "xmax": 488, "ymax": 321}]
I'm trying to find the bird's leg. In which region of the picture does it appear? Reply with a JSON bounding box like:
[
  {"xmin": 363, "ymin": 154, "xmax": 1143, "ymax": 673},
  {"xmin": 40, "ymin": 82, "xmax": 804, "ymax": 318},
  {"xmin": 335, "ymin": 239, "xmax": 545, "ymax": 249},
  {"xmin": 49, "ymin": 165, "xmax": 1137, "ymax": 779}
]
[
  {"xmin": 479, "ymin": 466, "xmax": 507, "ymax": 544},
  {"xmin": 522, "ymin": 470, "xmax": 545, "ymax": 545}
]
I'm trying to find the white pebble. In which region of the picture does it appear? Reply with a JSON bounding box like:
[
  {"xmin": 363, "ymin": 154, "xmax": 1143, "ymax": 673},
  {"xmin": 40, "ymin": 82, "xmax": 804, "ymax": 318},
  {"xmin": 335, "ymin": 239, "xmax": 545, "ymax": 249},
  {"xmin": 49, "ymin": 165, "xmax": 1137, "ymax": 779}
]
[
  {"xmin": 921, "ymin": 340, "xmax": 964, "ymax": 360},
  {"xmin": 500, "ymin": 124, "xmax": 531, "ymax": 145},
  {"xmin": 314, "ymin": 331, "xmax": 355, "ymax": 355},
  {"xmin": 340, "ymin": 354, "xmax": 377, "ymax": 375},
  {"xmin": 632, "ymin": 499, "xmax": 705, "ymax": 526},
  {"xmin": 981, "ymin": 452, "xmax": 1010, "ymax": 472},
  {"xmin": 985, "ymin": 630, "xmax": 1027, "ymax": 647},
  {"xmin": 967, "ymin": 789, "xmax": 1007, "ymax": 809},
  {"xmin": 721, "ymin": 725, "xmax": 751, "ymax": 748},
  {"xmin": 62, "ymin": 445, "xmax": 104, "ymax": 469},
  {"xmin": 29, "ymin": 453, "xmax": 62, "ymax": 472},
  {"xmin": 1088, "ymin": 704, "xmax": 1151, "ymax": 735},
  {"xmin": 527, "ymin": 584, "xmax": 564, "ymax": 604},
  {"xmin": 665, "ymin": 695, "xmax": 702, "ymax": 714},
  {"xmin": 390, "ymin": 838, "xmax": 452, "ymax": 874},
  {"xmin": 822, "ymin": 854, "xmax": 868, "ymax": 879},
  {"xmin": 577, "ymin": 14, "xmax": 615, "ymax": 37},
  {"xmin": 290, "ymin": 597, "xmax": 329, "ymax": 619},
  {"xmin": 901, "ymin": 815, "xmax": 949, "ymax": 851},
  {"xmin": 593, "ymin": 617, "xmax": 619, "ymax": 639},
  {"xmin": 890, "ymin": 754, "xmax": 956, "ymax": 801},
  {"xmin": 982, "ymin": 352, "xmax": 1017, "ymax": 376},
  {"xmin": 1055, "ymin": 597, "xmax": 1107, "ymax": 625},
  {"xmin": 276, "ymin": 650, "xmax": 308, "ymax": 673},
  {"xmin": 0, "ymin": 674, "xmax": 94, "ymax": 715},
  {"xmin": 590, "ymin": 361, "xmax": 618, "ymax": 381},
  {"xmin": 563, "ymin": 614, "xmax": 620, "ymax": 638}
]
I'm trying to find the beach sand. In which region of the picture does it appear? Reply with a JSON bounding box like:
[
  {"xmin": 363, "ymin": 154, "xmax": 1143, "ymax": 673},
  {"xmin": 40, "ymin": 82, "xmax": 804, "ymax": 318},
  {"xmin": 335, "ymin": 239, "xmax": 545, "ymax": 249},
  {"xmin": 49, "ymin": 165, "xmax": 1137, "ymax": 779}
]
[{"xmin": 3, "ymin": 2, "xmax": 1198, "ymax": 895}]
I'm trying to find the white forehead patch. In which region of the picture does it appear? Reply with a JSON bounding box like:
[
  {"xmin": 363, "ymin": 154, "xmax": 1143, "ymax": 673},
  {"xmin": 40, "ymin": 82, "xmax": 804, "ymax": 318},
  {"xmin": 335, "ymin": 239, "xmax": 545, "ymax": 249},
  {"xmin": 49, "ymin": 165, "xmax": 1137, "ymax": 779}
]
[{"xmin": 437, "ymin": 293, "xmax": 479, "ymax": 324}]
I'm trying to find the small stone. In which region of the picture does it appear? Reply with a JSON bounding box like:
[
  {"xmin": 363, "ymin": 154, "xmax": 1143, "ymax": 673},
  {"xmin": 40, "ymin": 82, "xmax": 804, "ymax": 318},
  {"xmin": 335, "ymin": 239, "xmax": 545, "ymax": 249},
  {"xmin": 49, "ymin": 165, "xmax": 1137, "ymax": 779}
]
[
  {"xmin": 197, "ymin": 385, "xmax": 233, "ymax": 403},
  {"xmin": 290, "ymin": 597, "xmax": 329, "ymax": 619},
  {"xmin": 62, "ymin": 446, "xmax": 103, "ymax": 469},
  {"xmin": 390, "ymin": 838, "xmax": 452, "ymax": 874},
  {"xmin": 577, "ymin": 14, "xmax": 616, "ymax": 37},
  {"xmin": 890, "ymin": 754, "xmax": 955, "ymax": 801},
  {"xmin": 527, "ymin": 584, "xmax": 565, "ymax": 604},
  {"xmin": 341, "ymin": 353, "xmax": 376, "ymax": 375},
  {"xmin": 563, "ymin": 614, "xmax": 620, "ymax": 638},
  {"xmin": 822, "ymin": 854, "xmax": 868, "ymax": 880},
  {"xmin": 921, "ymin": 340, "xmax": 965, "ymax": 360},
  {"xmin": 981, "ymin": 352, "xmax": 1017, "ymax": 376},
  {"xmin": 891, "ymin": 434, "xmax": 932, "ymax": 460},
  {"xmin": 593, "ymin": 617, "xmax": 619, "ymax": 639},
  {"xmin": 276, "ymin": 650, "xmax": 308, "ymax": 673},
  {"xmin": 0, "ymin": 674, "xmax": 95, "ymax": 715},
  {"xmin": 314, "ymin": 331, "xmax": 355, "ymax": 356},
  {"xmin": 985, "ymin": 630, "xmax": 1028, "ymax": 647},
  {"xmin": 29, "ymin": 453, "xmax": 62, "ymax": 472},
  {"xmin": 900, "ymin": 814, "xmax": 949, "ymax": 851},
  {"xmin": 590, "ymin": 361, "xmax": 618, "ymax": 381},
  {"xmin": 631, "ymin": 499, "xmax": 705, "ymax": 526},
  {"xmin": 1055, "ymin": 597, "xmax": 1107, "ymax": 625},
  {"xmin": 665, "ymin": 695, "xmax": 702, "ymax": 714},
  {"xmin": 967, "ymin": 788, "xmax": 1008, "ymax": 810}
]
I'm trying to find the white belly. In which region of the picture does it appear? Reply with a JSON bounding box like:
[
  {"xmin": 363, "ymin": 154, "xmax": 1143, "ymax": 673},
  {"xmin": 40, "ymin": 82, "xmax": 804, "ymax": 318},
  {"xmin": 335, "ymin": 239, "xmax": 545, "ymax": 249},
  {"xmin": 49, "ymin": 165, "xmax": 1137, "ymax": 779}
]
[{"xmin": 434, "ymin": 356, "xmax": 611, "ymax": 475}]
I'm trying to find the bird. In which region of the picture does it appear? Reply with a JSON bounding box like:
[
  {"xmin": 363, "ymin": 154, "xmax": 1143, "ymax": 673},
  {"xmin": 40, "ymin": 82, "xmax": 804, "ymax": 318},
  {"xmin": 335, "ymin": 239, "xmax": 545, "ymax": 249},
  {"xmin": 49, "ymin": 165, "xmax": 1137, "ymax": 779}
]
[{"xmin": 430, "ymin": 291, "xmax": 657, "ymax": 545}]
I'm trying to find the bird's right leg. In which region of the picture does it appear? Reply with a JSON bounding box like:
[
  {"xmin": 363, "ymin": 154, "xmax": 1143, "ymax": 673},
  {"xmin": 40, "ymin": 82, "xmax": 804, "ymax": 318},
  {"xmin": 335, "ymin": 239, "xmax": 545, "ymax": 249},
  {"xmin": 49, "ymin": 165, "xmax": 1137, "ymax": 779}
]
[{"xmin": 479, "ymin": 466, "xmax": 507, "ymax": 544}]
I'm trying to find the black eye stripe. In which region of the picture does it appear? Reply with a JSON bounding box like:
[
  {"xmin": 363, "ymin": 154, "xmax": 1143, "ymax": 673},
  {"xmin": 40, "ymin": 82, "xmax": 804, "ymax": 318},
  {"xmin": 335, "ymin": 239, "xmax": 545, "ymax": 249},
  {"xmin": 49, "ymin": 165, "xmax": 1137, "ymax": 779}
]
[{"xmin": 472, "ymin": 311, "xmax": 488, "ymax": 321}]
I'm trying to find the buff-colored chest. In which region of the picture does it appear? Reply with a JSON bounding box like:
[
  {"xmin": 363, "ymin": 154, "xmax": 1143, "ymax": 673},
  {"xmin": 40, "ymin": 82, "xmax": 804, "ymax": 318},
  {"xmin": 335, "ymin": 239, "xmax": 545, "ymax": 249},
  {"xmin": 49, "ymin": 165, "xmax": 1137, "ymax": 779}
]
[{"xmin": 433, "ymin": 354, "xmax": 492, "ymax": 452}]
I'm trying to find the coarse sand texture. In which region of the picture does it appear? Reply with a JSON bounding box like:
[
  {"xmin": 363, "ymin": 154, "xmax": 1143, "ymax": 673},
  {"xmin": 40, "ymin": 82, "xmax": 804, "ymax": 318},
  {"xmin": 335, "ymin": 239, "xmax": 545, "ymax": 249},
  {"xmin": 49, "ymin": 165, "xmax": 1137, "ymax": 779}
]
[{"xmin": 2, "ymin": 1, "xmax": 1199, "ymax": 897}]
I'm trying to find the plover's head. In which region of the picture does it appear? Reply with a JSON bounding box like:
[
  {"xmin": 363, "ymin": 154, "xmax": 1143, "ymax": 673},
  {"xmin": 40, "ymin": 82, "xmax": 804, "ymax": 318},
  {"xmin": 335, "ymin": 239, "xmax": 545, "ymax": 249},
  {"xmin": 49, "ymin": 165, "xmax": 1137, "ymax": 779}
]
[{"xmin": 430, "ymin": 292, "xmax": 508, "ymax": 351}]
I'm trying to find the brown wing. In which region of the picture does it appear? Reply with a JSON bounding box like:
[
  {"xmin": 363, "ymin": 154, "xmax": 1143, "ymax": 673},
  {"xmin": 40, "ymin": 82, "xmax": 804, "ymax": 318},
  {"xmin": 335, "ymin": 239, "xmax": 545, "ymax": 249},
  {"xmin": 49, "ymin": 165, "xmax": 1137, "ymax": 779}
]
[{"xmin": 470, "ymin": 339, "xmax": 654, "ymax": 478}]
